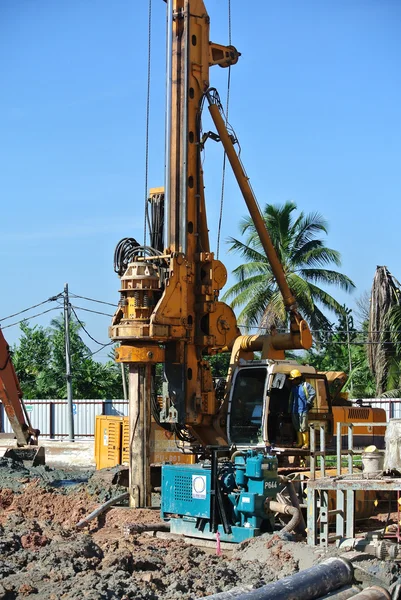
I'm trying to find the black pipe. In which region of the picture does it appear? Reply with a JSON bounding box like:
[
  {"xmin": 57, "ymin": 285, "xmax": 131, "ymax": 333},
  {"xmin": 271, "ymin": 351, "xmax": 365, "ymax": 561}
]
[
  {"xmin": 350, "ymin": 587, "xmax": 390, "ymax": 600},
  {"xmin": 319, "ymin": 586, "xmax": 362, "ymax": 599},
  {"xmin": 234, "ymin": 558, "xmax": 353, "ymax": 600},
  {"xmin": 197, "ymin": 585, "xmax": 254, "ymax": 599},
  {"xmin": 123, "ymin": 522, "xmax": 170, "ymax": 535},
  {"xmin": 76, "ymin": 492, "xmax": 129, "ymax": 529}
]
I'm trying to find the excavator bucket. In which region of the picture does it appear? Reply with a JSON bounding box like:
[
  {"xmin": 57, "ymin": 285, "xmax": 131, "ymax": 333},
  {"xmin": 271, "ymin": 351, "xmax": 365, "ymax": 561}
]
[{"xmin": 3, "ymin": 446, "xmax": 46, "ymax": 468}]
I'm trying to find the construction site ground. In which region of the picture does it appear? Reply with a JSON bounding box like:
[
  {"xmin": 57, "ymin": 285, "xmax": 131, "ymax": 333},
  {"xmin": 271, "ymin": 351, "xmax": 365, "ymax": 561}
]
[{"xmin": 1, "ymin": 458, "xmax": 401, "ymax": 600}]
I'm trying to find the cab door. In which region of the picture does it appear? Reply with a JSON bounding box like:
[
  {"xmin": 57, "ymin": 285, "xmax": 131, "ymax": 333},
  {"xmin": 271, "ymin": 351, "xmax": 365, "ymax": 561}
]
[
  {"xmin": 227, "ymin": 366, "xmax": 268, "ymax": 446},
  {"xmin": 305, "ymin": 373, "xmax": 333, "ymax": 439}
]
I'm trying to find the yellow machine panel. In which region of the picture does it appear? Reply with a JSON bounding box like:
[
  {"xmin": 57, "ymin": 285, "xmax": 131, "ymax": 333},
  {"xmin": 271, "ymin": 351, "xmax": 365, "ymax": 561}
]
[
  {"xmin": 332, "ymin": 405, "xmax": 386, "ymax": 449},
  {"xmin": 95, "ymin": 415, "xmax": 195, "ymax": 470},
  {"xmin": 121, "ymin": 417, "xmax": 130, "ymax": 466},
  {"xmin": 95, "ymin": 415, "xmax": 123, "ymax": 470}
]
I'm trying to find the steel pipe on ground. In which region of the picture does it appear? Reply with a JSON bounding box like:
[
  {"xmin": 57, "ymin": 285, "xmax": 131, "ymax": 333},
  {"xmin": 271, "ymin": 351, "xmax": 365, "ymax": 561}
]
[
  {"xmin": 349, "ymin": 587, "xmax": 390, "ymax": 600},
  {"xmin": 196, "ymin": 585, "xmax": 254, "ymax": 599},
  {"xmin": 232, "ymin": 558, "xmax": 353, "ymax": 600},
  {"xmin": 319, "ymin": 586, "xmax": 362, "ymax": 599}
]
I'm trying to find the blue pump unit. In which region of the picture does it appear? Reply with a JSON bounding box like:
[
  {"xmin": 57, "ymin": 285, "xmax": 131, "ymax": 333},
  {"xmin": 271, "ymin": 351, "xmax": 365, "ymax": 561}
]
[{"xmin": 161, "ymin": 450, "xmax": 279, "ymax": 543}]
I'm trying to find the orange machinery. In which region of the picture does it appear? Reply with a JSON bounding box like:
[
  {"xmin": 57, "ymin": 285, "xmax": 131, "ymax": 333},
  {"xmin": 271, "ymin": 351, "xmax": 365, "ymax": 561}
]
[{"xmin": 0, "ymin": 327, "xmax": 44, "ymax": 465}]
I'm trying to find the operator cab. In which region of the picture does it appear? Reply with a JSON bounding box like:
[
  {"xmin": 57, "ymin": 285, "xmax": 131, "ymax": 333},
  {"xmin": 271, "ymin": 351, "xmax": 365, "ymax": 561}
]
[{"xmin": 227, "ymin": 362, "xmax": 332, "ymax": 447}]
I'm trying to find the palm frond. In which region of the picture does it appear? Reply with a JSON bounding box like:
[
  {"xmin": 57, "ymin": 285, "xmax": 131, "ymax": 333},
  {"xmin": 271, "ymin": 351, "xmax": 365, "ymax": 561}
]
[
  {"xmin": 300, "ymin": 268, "xmax": 355, "ymax": 292},
  {"xmin": 232, "ymin": 261, "xmax": 272, "ymax": 281},
  {"xmin": 222, "ymin": 275, "xmax": 270, "ymax": 308},
  {"xmin": 224, "ymin": 200, "xmax": 353, "ymax": 336},
  {"xmin": 237, "ymin": 285, "xmax": 276, "ymax": 328},
  {"xmin": 226, "ymin": 237, "xmax": 266, "ymax": 263},
  {"xmin": 292, "ymin": 211, "xmax": 328, "ymax": 250},
  {"xmin": 300, "ymin": 247, "xmax": 342, "ymax": 268},
  {"xmin": 380, "ymin": 388, "xmax": 401, "ymax": 399},
  {"xmin": 291, "ymin": 239, "xmax": 324, "ymax": 266},
  {"xmin": 306, "ymin": 283, "xmax": 348, "ymax": 316}
]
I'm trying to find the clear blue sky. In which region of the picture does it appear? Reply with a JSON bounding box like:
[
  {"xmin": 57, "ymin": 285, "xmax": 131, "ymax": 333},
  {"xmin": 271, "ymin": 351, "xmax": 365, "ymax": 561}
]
[{"xmin": 1, "ymin": 0, "xmax": 400, "ymax": 357}]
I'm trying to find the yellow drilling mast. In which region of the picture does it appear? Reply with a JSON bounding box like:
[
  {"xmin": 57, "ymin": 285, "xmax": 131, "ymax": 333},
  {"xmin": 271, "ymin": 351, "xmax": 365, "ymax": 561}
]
[{"xmin": 110, "ymin": 0, "xmax": 312, "ymax": 507}]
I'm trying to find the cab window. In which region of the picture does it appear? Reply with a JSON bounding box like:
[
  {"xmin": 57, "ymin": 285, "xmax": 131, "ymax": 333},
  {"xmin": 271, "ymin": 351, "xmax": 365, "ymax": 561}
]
[
  {"xmin": 315, "ymin": 379, "xmax": 329, "ymax": 412},
  {"xmin": 229, "ymin": 368, "xmax": 267, "ymax": 445}
]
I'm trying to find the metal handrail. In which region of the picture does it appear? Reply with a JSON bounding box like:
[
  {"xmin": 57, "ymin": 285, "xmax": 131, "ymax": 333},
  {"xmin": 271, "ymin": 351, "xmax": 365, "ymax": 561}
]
[
  {"xmin": 336, "ymin": 421, "xmax": 387, "ymax": 476},
  {"xmin": 309, "ymin": 421, "xmax": 388, "ymax": 480}
]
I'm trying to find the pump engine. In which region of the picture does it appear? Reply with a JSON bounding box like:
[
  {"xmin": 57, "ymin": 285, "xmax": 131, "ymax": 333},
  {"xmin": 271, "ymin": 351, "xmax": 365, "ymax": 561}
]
[{"xmin": 161, "ymin": 450, "xmax": 279, "ymax": 543}]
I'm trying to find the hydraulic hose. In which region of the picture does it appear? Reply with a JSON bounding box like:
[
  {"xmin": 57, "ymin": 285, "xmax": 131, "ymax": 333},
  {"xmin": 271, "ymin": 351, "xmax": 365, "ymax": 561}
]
[
  {"xmin": 266, "ymin": 499, "xmax": 301, "ymax": 534},
  {"xmin": 278, "ymin": 476, "xmax": 306, "ymax": 535},
  {"xmin": 76, "ymin": 492, "xmax": 129, "ymax": 529},
  {"xmin": 230, "ymin": 450, "xmax": 247, "ymax": 461}
]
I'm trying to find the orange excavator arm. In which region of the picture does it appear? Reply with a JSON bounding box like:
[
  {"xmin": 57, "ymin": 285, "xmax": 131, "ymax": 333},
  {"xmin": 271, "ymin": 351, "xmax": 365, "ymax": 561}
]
[{"xmin": 0, "ymin": 327, "xmax": 39, "ymax": 447}]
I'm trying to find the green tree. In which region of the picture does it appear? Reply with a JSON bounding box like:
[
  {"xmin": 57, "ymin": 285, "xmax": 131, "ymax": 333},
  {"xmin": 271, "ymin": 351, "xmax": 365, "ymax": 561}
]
[
  {"xmin": 303, "ymin": 309, "xmax": 375, "ymax": 399},
  {"xmin": 205, "ymin": 353, "xmax": 231, "ymax": 379},
  {"xmin": 12, "ymin": 322, "xmax": 55, "ymax": 399},
  {"xmin": 222, "ymin": 201, "xmax": 355, "ymax": 330},
  {"xmin": 12, "ymin": 314, "xmax": 123, "ymax": 399}
]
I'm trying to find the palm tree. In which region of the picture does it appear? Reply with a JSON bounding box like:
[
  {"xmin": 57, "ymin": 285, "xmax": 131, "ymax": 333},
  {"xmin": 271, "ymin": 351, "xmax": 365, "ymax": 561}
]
[
  {"xmin": 379, "ymin": 304, "xmax": 401, "ymax": 397},
  {"xmin": 368, "ymin": 266, "xmax": 401, "ymax": 396},
  {"xmin": 222, "ymin": 201, "xmax": 355, "ymax": 331}
]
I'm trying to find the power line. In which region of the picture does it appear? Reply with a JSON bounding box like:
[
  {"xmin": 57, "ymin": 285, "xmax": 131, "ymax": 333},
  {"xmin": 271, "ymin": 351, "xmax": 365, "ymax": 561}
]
[
  {"xmin": 85, "ymin": 342, "xmax": 114, "ymax": 359},
  {"xmin": 70, "ymin": 305, "xmax": 114, "ymax": 318},
  {"xmin": 315, "ymin": 341, "xmax": 401, "ymax": 346},
  {"xmin": 1, "ymin": 307, "xmax": 60, "ymax": 330},
  {"xmin": 70, "ymin": 305, "xmax": 111, "ymax": 346},
  {"xmin": 69, "ymin": 293, "xmax": 117, "ymax": 308},
  {"xmin": 237, "ymin": 324, "xmax": 401, "ymax": 335},
  {"xmin": 0, "ymin": 294, "xmax": 62, "ymax": 323}
]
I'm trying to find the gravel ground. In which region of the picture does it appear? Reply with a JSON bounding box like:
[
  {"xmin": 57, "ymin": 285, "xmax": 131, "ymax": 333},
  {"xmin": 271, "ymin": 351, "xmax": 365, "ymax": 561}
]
[{"xmin": 0, "ymin": 458, "xmax": 400, "ymax": 600}]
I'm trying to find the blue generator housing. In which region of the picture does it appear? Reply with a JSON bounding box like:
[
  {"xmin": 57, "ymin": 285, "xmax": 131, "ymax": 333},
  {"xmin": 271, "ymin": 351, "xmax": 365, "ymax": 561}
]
[{"xmin": 161, "ymin": 450, "xmax": 279, "ymax": 543}]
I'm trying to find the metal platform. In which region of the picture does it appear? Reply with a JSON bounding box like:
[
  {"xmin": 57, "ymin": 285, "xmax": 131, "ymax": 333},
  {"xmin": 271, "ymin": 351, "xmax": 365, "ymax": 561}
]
[{"xmin": 306, "ymin": 421, "xmax": 397, "ymax": 547}]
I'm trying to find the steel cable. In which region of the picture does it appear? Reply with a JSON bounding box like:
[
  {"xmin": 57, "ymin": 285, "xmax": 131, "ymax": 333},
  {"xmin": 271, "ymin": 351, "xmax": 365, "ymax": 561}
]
[
  {"xmin": 143, "ymin": 0, "xmax": 152, "ymax": 248},
  {"xmin": 217, "ymin": 0, "xmax": 232, "ymax": 259}
]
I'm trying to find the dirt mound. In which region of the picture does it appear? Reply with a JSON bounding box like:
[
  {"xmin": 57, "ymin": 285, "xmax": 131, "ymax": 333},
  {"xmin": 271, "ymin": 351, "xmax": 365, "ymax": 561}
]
[
  {"xmin": 2, "ymin": 465, "xmax": 399, "ymax": 599},
  {"xmin": 0, "ymin": 473, "xmax": 292, "ymax": 600},
  {"xmin": 0, "ymin": 481, "xmax": 98, "ymax": 528},
  {"xmin": 0, "ymin": 529, "xmax": 282, "ymax": 600},
  {"xmin": 101, "ymin": 507, "xmax": 163, "ymax": 530},
  {"xmin": 233, "ymin": 532, "xmax": 324, "ymax": 571}
]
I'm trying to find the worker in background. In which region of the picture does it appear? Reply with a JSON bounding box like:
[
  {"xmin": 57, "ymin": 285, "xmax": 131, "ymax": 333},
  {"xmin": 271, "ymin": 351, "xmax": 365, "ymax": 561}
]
[{"xmin": 288, "ymin": 369, "xmax": 316, "ymax": 449}]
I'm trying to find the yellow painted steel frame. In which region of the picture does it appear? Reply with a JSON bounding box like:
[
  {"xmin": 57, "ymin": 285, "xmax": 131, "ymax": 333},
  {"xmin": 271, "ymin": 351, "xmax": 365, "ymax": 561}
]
[
  {"xmin": 110, "ymin": 0, "xmax": 240, "ymax": 446},
  {"xmin": 110, "ymin": 0, "xmax": 313, "ymax": 448}
]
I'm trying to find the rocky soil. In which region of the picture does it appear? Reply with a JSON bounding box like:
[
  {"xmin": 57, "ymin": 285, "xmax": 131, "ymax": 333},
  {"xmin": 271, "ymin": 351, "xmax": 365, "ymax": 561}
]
[{"xmin": 0, "ymin": 457, "xmax": 400, "ymax": 599}]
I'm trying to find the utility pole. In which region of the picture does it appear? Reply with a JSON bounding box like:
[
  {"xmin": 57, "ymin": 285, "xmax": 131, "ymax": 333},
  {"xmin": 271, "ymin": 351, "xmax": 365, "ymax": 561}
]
[
  {"xmin": 345, "ymin": 313, "xmax": 354, "ymax": 397},
  {"xmin": 64, "ymin": 283, "xmax": 75, "ymax": 442}
]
